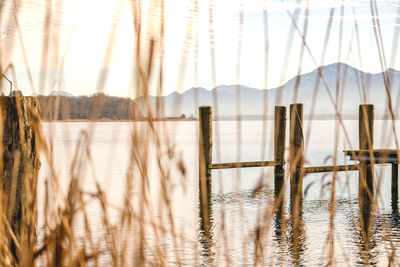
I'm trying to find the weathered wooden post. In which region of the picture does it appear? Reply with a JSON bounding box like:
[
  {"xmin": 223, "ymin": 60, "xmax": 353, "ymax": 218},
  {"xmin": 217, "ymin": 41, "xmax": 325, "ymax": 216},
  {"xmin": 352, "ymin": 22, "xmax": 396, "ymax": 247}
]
[
  {"xmin": 359, "ymin": 104, "xmax": 374, "ymax": 206},
  {"xmin": 274, "ymin": 106, "xmax": 286, "ymax": 198},
  {"xmin": 198, "ymin": 106, "xmax": 212, "ymax": 244},
  {"xmin": 358, "ymin": 104, "xmax": 374, "ymax": 246},
  {"xmin": 199, "ymin": 106, "xmax": 212, "ymax": 188},
  {"xmin": 289, "ymin": 103, "xmax": 304, "ymax": 257},
  {"xmin": 392, "ymin": 163, "xmax": 398, "ymax": 205},
  {"xmin": 289, "ymin": 103, "xmax": 303, "ymax": 206},
  {"xmin": 1, "ymin": 96, "xmax": 40, "ymax": 264},
  {"xmin": 273, "ymin": 106, "xmax": 286, "ymax": 245}
]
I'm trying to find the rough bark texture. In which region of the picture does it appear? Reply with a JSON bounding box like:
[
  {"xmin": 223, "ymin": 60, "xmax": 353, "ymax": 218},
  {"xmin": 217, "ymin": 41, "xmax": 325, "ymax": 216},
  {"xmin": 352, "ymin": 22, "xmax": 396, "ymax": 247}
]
[{"xmin": 1, "ymin": 96, "xmax": 40, "ymax": 264}]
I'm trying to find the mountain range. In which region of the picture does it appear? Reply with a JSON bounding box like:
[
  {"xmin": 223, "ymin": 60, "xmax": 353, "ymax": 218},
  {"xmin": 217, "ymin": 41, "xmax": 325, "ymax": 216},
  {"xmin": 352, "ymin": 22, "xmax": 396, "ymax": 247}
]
[
  {"xmin": 48, "ymin": 90, "xmax": 75, "ymax": 97},
  {"xmin": 30, "ymin": 90, "xmax": 75, "ymax": 97},
  {"xmin": 136, "ymin": 62, "xmax": 400, "ymax": 119}
]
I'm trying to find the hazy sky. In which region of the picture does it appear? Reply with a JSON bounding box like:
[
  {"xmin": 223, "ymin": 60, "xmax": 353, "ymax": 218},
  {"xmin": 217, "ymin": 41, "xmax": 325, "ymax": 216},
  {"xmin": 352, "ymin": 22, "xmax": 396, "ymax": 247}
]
[{"xmin": 0, "ymin": 0, "xmax": 400, "ymax": 97}]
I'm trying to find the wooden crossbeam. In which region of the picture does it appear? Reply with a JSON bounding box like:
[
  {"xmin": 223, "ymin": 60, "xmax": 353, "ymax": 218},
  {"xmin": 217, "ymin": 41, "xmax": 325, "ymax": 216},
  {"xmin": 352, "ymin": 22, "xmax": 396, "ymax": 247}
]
[
  {"xmin": 303, "ymin": 164, "xmax": 359, "ymax": 174},
  {"xmin": 344, "ymin": 149, "xmax": 399, "ymax": 164},
  {"xmin": 209, "ymin": 160, "xmax": 284, "ymax": 170}
]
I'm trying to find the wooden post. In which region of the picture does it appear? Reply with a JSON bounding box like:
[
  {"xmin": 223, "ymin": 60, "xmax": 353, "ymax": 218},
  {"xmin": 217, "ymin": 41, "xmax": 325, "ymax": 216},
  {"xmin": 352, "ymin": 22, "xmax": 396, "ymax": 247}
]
[
  {"xmin": 274, "ymin": 106, "xmax": 286, "ymax": 198},
  {"xmin": 198, "ymin": 106, "xmax": 212, "ymax": 246},
  {"xmin": 1, "ymin": 96, "xmax": 40, "ymax": 264},
  {"xmin": 359, "ymin": 104, "xmax": 374, "ymax": 206},
  {"xmin": 392, "ymin": 163, "xmax": 398, "ymax": 207},
  {"xmin": 358, "ymin": 104, "xmax": 374, "ymax": 245},
  {"xmin": 289, "ymin": 104, "xmax": 305, "ymax": 265},
  {"xmin": 289, "ymin": 103, "xmax": 303, "ymax": 206},
  {"xmin": 199, "ymin": 106, "xmax": 212, "ymax": 186}
]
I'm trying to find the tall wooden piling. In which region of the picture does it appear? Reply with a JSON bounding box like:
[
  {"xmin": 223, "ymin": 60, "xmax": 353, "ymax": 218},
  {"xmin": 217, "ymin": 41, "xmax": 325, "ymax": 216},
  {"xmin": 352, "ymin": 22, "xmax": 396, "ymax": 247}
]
[
  {"xmin": 359, "ymin": 104, "xmax": 374, "ymax": 206},
  {"xmin": 199, "ymin": 106, "xmax": 212, "ymax": 185},
  {"xmin": 392, "ymin": 163, "xmax": 398, "ymax": 206},
  {"xmin": 288, "ymin": 103, "xmax": 304, "ymax": 261},
  {"xmin": 274, "ymin": 106, "xmax": 286, "ymax": 197},
  {"xmin": 1, "ymin": 96, "xmax": 40, "ymax": 264},
  {"xmin": 358, "ymin": 104, "xmax": 374, "ymax": 245},
  {"xmin": 199, "ymin": 106, "xmax": 213, "ymax": 244},
  {"xmin": 289, "ymin": 103, "xmax": 304, "ymax": 205}
]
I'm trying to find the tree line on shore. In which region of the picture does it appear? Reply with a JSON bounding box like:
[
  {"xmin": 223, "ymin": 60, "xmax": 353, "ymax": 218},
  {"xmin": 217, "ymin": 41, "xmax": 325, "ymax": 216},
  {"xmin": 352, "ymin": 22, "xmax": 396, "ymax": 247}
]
[{"xmin": 34, "ymin": 93, "xmax": 138, "ymax": 120}]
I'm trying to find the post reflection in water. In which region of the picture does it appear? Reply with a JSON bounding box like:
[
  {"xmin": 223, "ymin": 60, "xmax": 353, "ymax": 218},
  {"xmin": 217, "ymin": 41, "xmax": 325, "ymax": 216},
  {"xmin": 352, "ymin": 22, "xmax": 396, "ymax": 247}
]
[
  {"xmin": 357, "ymin": 199, "xmax": 377, "ymax": 265},
  {"xmin": 273, "ymin": 179, "xmax": 285, "ymax": 240},
  {"xmin": 198, "ymin": 181, "xmax": 214, "ymax": 265},
  {"xmin": 392, "ymin": 185, "xmax": 399, "ymax": 218},
  {"xmin": 273, "ymin": 180, "xmax": 307, "ymax": 266},
  {"xmin": 388, "ymin": 163, "xmax": 400, "ymax": 264},
  {"xmin": 359, "ymin": 200, "xmax": 374, "ymax": 249},
  {"xmin": 273, "ymin": 181, "xmax": 287, "ymax": 263},
  {"xmin": 288, "ymin": 192, "xmax": 307, "ymax": 266},
  {"xmin": 390, "ymin": 188, "xmax": 400, "ymax": 226},
  {"xmin": 389, "ymin": 186, "xmax": 400, "ymax": 264}
]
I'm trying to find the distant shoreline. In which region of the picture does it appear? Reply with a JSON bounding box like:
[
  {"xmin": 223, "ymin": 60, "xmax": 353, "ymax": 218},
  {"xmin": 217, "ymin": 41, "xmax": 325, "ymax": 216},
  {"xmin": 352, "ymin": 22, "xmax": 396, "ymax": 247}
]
[
  {"xmin": 40, "ymin": 117, "xmax": 400, "ymax": 122},
  {"xmin": 41, "ymin": 118, "xmax": 198, "ymax": 122}
]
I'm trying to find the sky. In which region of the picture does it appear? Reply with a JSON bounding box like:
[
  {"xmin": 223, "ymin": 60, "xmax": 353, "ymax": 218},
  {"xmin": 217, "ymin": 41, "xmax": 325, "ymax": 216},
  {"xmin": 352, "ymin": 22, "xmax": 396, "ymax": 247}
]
[{"xmin": 0, "ymin": 0, "xmax": 399, "ymax": 97}]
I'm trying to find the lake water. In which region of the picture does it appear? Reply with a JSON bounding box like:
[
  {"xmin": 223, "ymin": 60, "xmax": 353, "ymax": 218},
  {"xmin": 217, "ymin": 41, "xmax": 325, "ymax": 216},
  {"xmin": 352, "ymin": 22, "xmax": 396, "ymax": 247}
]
[{"xmin": 38, "ymin": 120, "xmax": 400, "ymax": 266}]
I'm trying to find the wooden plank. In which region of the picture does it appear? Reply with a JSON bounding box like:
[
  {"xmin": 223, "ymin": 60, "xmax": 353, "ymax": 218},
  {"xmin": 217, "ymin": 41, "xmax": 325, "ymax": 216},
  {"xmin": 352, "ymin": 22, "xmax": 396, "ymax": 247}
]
[
  {"xmin": 344, "ymin": 149, "xmax": 399, "ymax": 163},
  {"xmin": 209, "ymin": 160, "xmax": 284, "ymax": 169},
  {"xmin": 303, "ymin": 164, "xmax": 359, "ymax": 174},
  {"xmin": 345, "ymin": 149, "xmax": 399, "ymax": 153}
]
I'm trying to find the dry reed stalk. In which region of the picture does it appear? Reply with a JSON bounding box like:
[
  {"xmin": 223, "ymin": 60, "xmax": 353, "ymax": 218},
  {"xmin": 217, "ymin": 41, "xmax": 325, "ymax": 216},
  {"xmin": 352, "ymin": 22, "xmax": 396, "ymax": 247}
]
[{"xmin": 1, "ymin": 0, "xmax": 400, "ymax": 266}]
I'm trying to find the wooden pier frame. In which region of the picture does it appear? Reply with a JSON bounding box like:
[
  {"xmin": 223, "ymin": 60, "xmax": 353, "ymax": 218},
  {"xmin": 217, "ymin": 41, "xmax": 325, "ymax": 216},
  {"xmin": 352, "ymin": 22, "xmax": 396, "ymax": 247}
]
[
  {"xmin": 198, "ymin": 105, "xmax": 286, "ymax": 190},
  {"xmin": 199, "ymin": 106, "xmax": 286, "ymax": 172},
  {"xmin": 199, "ymin": 103, "xmax": 399, "ymax": 219},
  {"xmin": 344, "ymin": 149, "xmax": 399, "ymax": 203},
  {"xmin": 198, "ymin": 105, "xmax": 287, "ymax": 251}
]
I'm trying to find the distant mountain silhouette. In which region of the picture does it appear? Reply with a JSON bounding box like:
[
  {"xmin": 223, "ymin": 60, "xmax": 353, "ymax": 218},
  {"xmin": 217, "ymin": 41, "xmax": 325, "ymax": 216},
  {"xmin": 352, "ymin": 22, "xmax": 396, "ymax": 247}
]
[
  {"xmin": 48, "ymin": 90, "xmax": 75, "ymax": 97},
  {"xmin": 135, "ymin": 63, "xmax": 400, "ymax": 119}
]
